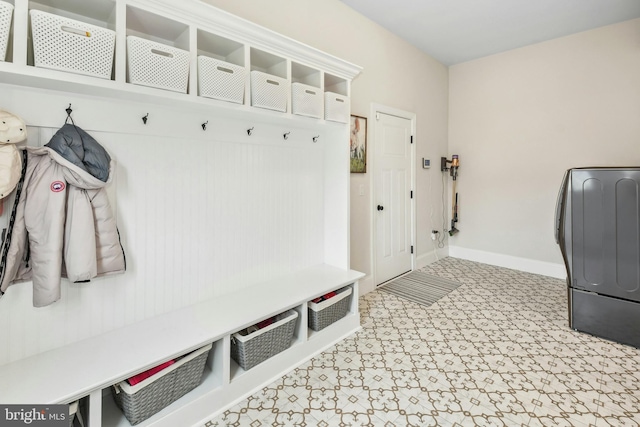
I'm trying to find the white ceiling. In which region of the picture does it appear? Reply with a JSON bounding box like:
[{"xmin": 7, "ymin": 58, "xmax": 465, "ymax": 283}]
[{"xmin": 339, "ymin": 0, "xmax": 640, "ymax": 66}]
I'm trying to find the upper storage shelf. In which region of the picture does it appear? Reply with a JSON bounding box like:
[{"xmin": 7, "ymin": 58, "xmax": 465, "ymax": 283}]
[
  {"xmin": 125, "ymin": 5, "xmax": 189, "ymax": 48},
  {"xmin": 28, "ymin": 0, "xmax": 116, "ymax": 28},
  {"xmin": 0, "ymin": 0, "xmax": 361, "ymax": 121}
]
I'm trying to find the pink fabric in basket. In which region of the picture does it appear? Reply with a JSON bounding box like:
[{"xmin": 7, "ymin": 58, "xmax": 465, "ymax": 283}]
[
  {"xmin": 312, "ymin": 291, "xmax": 338, "ymax": 304},
  {"xmin": 127, "ymin": 360, "xmax": 175, "ymax": 386}
]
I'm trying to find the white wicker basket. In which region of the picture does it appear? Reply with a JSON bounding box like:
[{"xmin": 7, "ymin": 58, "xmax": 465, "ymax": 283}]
[
  {"xmin": 30, "ymin": 10, "xmax": 115, "ymax": 79},
  {"xmin": 68, "ymin": 400, "xmax": 84, "ymax": 427},
  {"xmin": 308, "ymin": 287, "xmax": 352, "ymax": 331},
  {"xmin": 292, "ymin": 82, "xmax": 322, "ymax": 119},
  {"xmin": 231, "ymin": 310, "xmax": 298, "ymax": 370},
  {"xmin": 324, "ymin": 92, "xmax": 349, "ymax": 123},
  {"xmin": 198, "ymin": 55, "xmax": 245, "ymax": 104},
  {"xmin": 127, "ymin": 36, "xmax": 190, "ymax": 93},
  {"xmin": 250, "ymin": 70, "xmax": 288, "ymax": 112},
  {"xmin": 0, "ymin": 1, "xmax": 12, "ymax": 62},
  {"xmin": 112, "ymin": 343, "xmax": 212, "ymax": 425}
]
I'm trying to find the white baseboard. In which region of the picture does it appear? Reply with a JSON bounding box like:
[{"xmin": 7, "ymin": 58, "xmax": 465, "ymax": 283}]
[
  {"xmin": 358, "ymin": 275, "xmax": 375, "ymax": 296},
  {"xmin": 448, "ymin": 246, "xmax": 566, "ymax": 279}
]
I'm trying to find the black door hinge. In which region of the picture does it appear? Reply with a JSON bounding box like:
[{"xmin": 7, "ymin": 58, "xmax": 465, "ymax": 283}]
[
  {"xmin": 410, "ymin": 136, "xmax": 413, "ymax": 144},
  {"xmin": 410, "ymin": 191, "xmax": 413, "ymax": 199},
  {"xmin": 411, "ymin": 246, "xmax": 414, "ymax": 254}
]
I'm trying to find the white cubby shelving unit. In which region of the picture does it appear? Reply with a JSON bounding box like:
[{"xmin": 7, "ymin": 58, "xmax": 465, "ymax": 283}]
[
  {"xmin": 0, "ymin": 0, "xmax": 14, "ymax": 63},
  {"xmin": 0, "ymin": 0, "xmax": 362, "ymax": 426},
  {"xmin": 196, "ymin": 30, "xmax": 246, "ymax": 103},
  {"xmin": 249, "ymin": 46, "xmax": 289, "ymax": 112},
  {"xmin": 324, "ymin": 73, "xmax": 350, "ymax": 123},
  {"xmin": 291, "ymin": 61, "xmax": 323, "ymax": 119}
]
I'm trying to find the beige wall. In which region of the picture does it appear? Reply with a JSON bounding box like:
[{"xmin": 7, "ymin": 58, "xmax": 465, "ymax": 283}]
[
  {"xmin": 449, "ymin": 19, "xmax": 640, "ymax": 267},
  {"xmin": 202, "ymin": 0, "xmax": 450, "ymax": 291}
]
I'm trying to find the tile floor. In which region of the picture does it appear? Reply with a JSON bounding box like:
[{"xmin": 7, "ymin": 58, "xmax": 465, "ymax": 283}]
[{"xmin": 203, "ymin": 257, "xmax": 640, "ymax": 426}]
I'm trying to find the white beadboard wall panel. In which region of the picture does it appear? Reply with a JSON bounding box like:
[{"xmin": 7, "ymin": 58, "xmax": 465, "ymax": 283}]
[
  {"xmin": 0, "ymin": 84, "xmax": 332, "ymax": 365},
  {"xmin": 323, "ymin": 127, "xmax": 350, "ymax": 270},
  {"xmin": 213, "ymin": 138, "xmax": 324, "ymax": 293}
]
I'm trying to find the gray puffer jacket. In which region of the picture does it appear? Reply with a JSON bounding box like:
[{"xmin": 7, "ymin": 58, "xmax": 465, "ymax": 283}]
[{"xmin": 0, "ymin": 124, "xmax": 126, "ymax": 307}]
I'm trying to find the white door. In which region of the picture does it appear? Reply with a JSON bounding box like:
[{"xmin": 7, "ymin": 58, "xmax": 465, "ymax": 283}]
[{"xmin": 374, "ymin": 112, "xmax": 413, "ymax": 285}]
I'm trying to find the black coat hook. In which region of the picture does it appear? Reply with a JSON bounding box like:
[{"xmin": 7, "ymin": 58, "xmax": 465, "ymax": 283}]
[
  {"xmin": 283, "ymin": 132, "xmax": 290, "ymax": 140},
  {"xmin": 312, "ymin": 135, "xmax": 319, "ymax": 143},
  {"xmin": 65, "ymin": 104, "xmax": 75, "ymax": 125},
  {"xmin": 142, "ymin": 113, "xmax": 149, "ymax": 125},
  {"xmin": 247, "ymin": 127, "xmax": 254, "ymax": 136},
  {"xmin": 202, "ymin": 121, "xmax": 208, "ymax": 131}
]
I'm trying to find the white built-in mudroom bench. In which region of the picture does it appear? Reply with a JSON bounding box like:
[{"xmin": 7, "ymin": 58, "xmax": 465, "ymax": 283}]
[{"xmin": 0, "ymin": 0, "xmax": 363, "ymax": 426}]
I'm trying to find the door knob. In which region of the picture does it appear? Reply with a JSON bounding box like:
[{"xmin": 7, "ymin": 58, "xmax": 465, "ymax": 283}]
[{"xmin": 377, "ymin": 205, "xmax": 384, "ymax": 211}]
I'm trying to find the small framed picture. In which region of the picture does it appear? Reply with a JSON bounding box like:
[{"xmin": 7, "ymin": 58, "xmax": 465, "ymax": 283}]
[{"xmin": 350, "ymin": 115, "xmax": 367, "ymax": 173}]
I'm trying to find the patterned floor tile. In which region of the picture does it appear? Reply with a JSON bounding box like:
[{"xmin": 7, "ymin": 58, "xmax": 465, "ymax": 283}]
[
  {"xmin": 332, "ymin": 386, "xmax": 372, "ymax": 415},
  {"xmin": 599, "ymin": 371, "xmax": 640, "ymax": 394},
  {"xmin": 596, "ymin": 390, "xmax": 640, "ymax": 416},
  {"xmin": 203, "ymin": 257, "xmax": 640, "ymax": 427},
  {"xmin": 531, "ymin": 390, "xmax": 601, "ymax": 426},
  {"xmin": 594, "ymin": 411, "xmax": 640, "ymax": 427}
]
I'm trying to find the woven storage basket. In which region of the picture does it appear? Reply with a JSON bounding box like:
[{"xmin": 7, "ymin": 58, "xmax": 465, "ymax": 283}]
[
  {"xmin": 292, "ymin": 82, "xmax": 322, "ymax": 119},
  {"xmin": 198, "ymin": 55, "xmax": 245, "ymax": 104},
  {"xmin": 127, "ymin": 36, "xmax": 190, "ymax": 93},
  {"xmin": 324, "ymin": 92, "xmax": 350, "ymax": 123},
  {"xmin": 112, "ymin": 343, "xmax": 212, "ymax": 425},
  {"xmin": 68, "ymin": 400, "xmax": 87, "ymax": 427},
  {"xmin": 308, "ymin": 286, "xmax": 352, "ymax": 331},
  {"xmin": 30, "ymin": 10, "xmax": 115, "ymax": 79},
  {"xmin": 250, "ymin": 70, "xmax": 288, "ymax": 112},
  {"xmin": 231, "ymin": 310, "xmax": 298, "ymax": 371},
  {"xmin": 68, "ymin": 400, "xmax": 77, "ymax": 427},
  {"xmin": 0, "ymin": 1, "xmax": 12, "ymax": 62}
]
